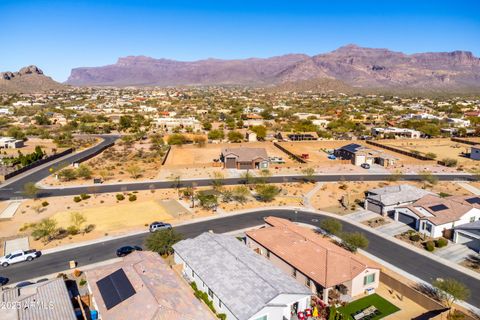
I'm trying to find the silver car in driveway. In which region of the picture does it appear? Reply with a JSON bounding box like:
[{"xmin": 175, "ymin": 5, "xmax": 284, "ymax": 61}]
[{"xmin": 149, "ymin": 221, "xmax": 172, "ymax": 232}]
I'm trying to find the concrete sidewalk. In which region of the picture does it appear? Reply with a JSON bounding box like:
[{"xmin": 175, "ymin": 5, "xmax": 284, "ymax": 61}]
[
  {"xmin": 457, "ymin": 182, "xmax": 480, "ymax": 195},
  {"xmin": 0, "ymin": 200, "xmax": 23, "ymax": 219}
]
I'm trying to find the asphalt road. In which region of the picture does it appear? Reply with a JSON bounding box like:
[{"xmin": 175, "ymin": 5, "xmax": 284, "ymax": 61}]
[
  {"xmin": 1, "ymin": 209, "xmax": 479, "ymax": 307},
  {"xmin": 2, "ymin": 173, "xmax": 477, "ymax": 200},
  {"xmin": 0, "ymin": 135, "xmax": 119, "ymax": 200}
]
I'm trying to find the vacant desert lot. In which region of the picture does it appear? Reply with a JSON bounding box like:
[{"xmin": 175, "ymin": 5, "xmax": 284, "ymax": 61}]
[
  {"xmin": 380, "ymin": 138, "xmax": 479, "ymax": 166},
  {"xmin": 164, "ymin": 142, "xmax": 295, "ymax": 168},
  {"xmin": 0, "ymin": 137, "xmax": 67, "ymax": 157}
]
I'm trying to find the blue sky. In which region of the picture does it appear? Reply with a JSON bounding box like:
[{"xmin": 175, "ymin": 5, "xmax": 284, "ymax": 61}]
[{"xmin": 1, "ymin": 0, "xmax": 479, "ymax": 81}]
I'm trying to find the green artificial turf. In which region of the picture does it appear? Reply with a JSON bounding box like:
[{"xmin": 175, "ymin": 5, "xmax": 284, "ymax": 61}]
[{"xmin": 337, "ymin": 293, "xmax": 400, "ymax": 320}]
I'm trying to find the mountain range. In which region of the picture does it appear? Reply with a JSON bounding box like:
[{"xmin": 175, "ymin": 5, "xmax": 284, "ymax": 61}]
[
  {"xmin": 0, "ymin": 65, "xmax": 65, "ymax": 93},
  {"xmin": 66, "ymin": 45, "xmax": 480, "ymax": 92}
]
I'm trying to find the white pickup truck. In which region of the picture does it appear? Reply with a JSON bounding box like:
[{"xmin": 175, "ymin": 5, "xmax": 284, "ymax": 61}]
[{"xmin": 0, "ymin": 249, "xmax": 41, "ymax": 267}]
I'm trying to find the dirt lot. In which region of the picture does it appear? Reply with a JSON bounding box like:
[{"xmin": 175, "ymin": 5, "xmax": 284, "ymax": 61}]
[
  {"xmin": 380, "ymin": 138, "xmax": 479, "ymax": 168},
  {"xmin": 164, "ymin": 141, "xmax": 295, "ymax": 168},
  {"xmin": 42, "ymin": 139, "xmax": 166, "ymax": 186},
  {"xmin": 0, "ymin": 138, "xmax": 68, "ymax": 157}
]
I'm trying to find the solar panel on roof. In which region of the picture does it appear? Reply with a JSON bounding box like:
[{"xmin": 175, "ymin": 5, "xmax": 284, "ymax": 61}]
[
  {"xmin": 429, "ymin": 204, "xmax": 448, "ymax": 212},
  {"xmin": 97, "ymin": 268, "xmax": 136, "ymax": 310},
  {"xmin": 465, "ymin": 197, "xmax": 480, "ymax": 205}
]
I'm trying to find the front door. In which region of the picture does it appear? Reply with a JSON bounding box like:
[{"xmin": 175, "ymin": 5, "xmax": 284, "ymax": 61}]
[{"xmin": 291, "ymin": 302, "xmax": 299, "ymax": 315}]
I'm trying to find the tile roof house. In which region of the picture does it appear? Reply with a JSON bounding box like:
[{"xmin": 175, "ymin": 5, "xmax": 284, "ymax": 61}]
[
  {"xmin": 0, "ymin": 278, "xmax": 76, "ymax": 320},
  {"xmin": 86, "ymin": 251, "xmax": 215, "ymax": 320},
  {"xmin": 334, "ymin": 143, "xmax": 398, "ymax": 167},
  {"xmin": 394, "ymin": 194, "xmax": 480, "ymax": 238},
  {"xmin": 220, "ymin": 147, "xmax": 268, "ymax": 170},
  {"xmin": 173, "ymin": 232, "xmax": 311, "ymax": 320},
  {"xmin": 246, "ymin": 217, "xmax": 380, "ymax": 304},
  {"xmin": 365, "ymin": 184, "xmax": 433, "ymax": 215}
]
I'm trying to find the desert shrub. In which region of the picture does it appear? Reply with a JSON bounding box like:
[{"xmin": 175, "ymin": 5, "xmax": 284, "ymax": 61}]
[
  {"xmin": 116, "ymin": 194, "xmax": 125, "ymax": 201},
  {"xmin": 41, "ymin": 201, "xmax": 49, "ymax": 207},
  {"xmin": 54, "ymin": 228, "xmax": 69, "ymax": 240},
  {"xmin": 409, "ymin": 234, "xmax": 421, "ymax": 242},
  {"xmin": 442, "ymin": 158, "xmax": 458, "ymax": 167},
  {"xmin": 67, "ymin": 225, "xmax": 80, "ymax": 235},
  {"xmin": 84, "ymin": 224, "xmax": 95, "ymax": 233},
  {"xmin": 320, "ymin": 218, "xmax": 342, "ymax": 235},
  {"xmin": 218, "ymin": 314, "xmax": 227, "ymax": 320},
  {"xmin": 79, "ymin": 279, "xmax": 87, "ymax": 286},
  {"xmin": 435, "ymin": 237, "xmax": 448, "ymax": 248},
  {"xmin": 80, "ymin": 193, "xmax": 90, "ymax": 200},
  {"xmin": 425, "ymin": 240, "xmax": 435, "ymax": 252},
  {"xmin": 128, "ymin": 194, "xmax": 137, "ymax": 202},
  {"xmin": 425, "ymin": 152, "xmax": 437, "ymax": 160},
  {"xmin": 73, "ymin": 196, "xmax": 81, "ymax": 203}
]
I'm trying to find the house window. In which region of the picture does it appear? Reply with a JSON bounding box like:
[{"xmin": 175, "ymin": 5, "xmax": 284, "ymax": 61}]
[
  {"xmin": 425, "ymin": 223, "xmax": 432, "ymax": 232},
  {"xmin": 255, "ymin": 316, "xmax": 268, "ymax": 320},
  {"xmin": 292, "ymin": 268, "xmax": 297, "ymax": 278},
  {"xmin": 266, "ymin": 250, "xmax": 270, "ymax": 258},
  {"xmin": 306, "ymin": 278, "xmax": 311, "ymax": 287},
  {"xmin": 470, "ymin": 216, "xmax": 476, "ymax": 223},
  {"xmin": 208, "ymin": 288, "xmax": 213, "ymax": 298},
  {"xmin": 364, "ymin": 273, "xmax": 375, "ymax": 286},
  {"xmin": 218, "ymin": 299, "xmax": 222, "ymax": 308},
  {"xmin": 191, "ymin": 270, "xmax": 195, "ymax": 278}
]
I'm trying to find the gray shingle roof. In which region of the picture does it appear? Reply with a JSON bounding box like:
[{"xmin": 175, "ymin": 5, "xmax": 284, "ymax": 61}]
[
  {"xmin": 221, "ymin": 147, "xmax": 268, "ymax": 162},
  {"xmin": 0, "ymin": 278, "xmax": 76, "ymax": 320},
  {"xmin": 367, "ymin": 184, "xmax": 433, "ymax": 206},
  {"xmin": 173, "ymin": 232, "xmax": 310, "ymax": 320},
  {"xmin": 454, "ymin": 220, "xmax": 480, "ymax": 237}
]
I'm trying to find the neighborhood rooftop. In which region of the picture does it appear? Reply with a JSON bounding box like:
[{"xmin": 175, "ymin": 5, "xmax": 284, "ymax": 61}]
[
  {"xmin": 86, "ymin": 251, "xmax": 215, "ymax": 320},
  {"xmin": 221, "ymin": 147, "xmax": 268, "ymax": 162},
  {"xmin": 367, "ymin": 184, "xmax": 433, "ymax": 206},
  {"xmin": 0, "ymin": 278, "xmax": 76, "ymax": 320},
  {"xmin": 173, "ymin": 232, "xmax": 310, "ymax": 320},
  {"xmin": 246, "ymin": 217, "xmax": 378, "ymax": 288}
]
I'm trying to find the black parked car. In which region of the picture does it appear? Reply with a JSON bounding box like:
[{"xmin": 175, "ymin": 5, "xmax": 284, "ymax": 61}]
[
  {"xmin": 116, "ymin": 246, "xmax": 142, "ymax": 257},
  {"xmin": 0, "ymin": 276, "xmax": 8, "ymax": 286}
]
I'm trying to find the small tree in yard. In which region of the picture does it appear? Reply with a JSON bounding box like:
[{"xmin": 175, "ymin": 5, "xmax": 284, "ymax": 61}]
[
  {"xmin": 420, "ymin": 171, "xmax": 438, "ymax": 185},
  {"xmin": 433, "ymin": 278, "xmax": 470, "ymax": 314},
  {"xmin": 31, "ymin": 218, "xmax": 57, "ymax": 242},
  {"xmin": 302, "ymin": 167, "xmax": 315, "ymax": 182},
  {"xmin": 232, "ymin": 185, "xmax": 250, "ymax": 203},
  {"xmin": 197, "ymin": 192, "xmax": 218, "ymax": 209},
  {"xmin": 58, "ymin": 168, "xmax": 77, "ymax": 181},
  {"xmin": 341, "ymin": 232, "xmax": 369, "ymax": 252},
  {"xmin": 70, "ymin": 212, "xmax": 87, "ymax": 232},
  {"xmin": 23, "ymin": 182, "xmax": 39, "ymax": 199},
  {"xmin": 126, "ymin": 165, "xmax": 143, "ymax": 179},
  {"xmin": 145, "ymin": 229, "xmax": 183, "ymax": 255},
  {"xmin": 76, "ymin": 164, "xmax": 92, "ymax": 179},
  {"xmin": 320, "ymin": 218, "xmax": 342, "ymax": 235},
  {"xmin": 211, "ymin": 171, "xmax": 225, "ymax": 191},
  {"xmin": 255, "ymin": 184, "xmax": 281, "ymax": 202}
]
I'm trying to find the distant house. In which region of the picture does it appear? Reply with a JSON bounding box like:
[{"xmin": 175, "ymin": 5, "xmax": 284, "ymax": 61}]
[
  {"xmin": 173, "ymin": 232, "xmax": 311, "ymax": 320},
  {"xmin": 371, "ymin": 127, "xmax": 421, "ymax": 139},
  {"xmin": 334, "ymin": 143, "xmax": 398, "ymax": 167},
  {"xmin": 0, "ymin": 137, "xmax": 24, "ymax": 149},
  {"xmin": 246, "ymin": 217, "xmax": 380, "ymax": 304},
  {"xmin": 471, "ymin": 145, "xmax": 480, "ymax": 160},
  {"xmin": 220, "ymin": 147, "xmax": 268, "ymax": 169},
  {"xmin": 0, "ymin": 278, "xmax": 76, "ymax": 320},
  {"xmin": 86, "ymin": 251, "xmax": 215, "ymax": 320},
  {"xmin": 394, "ymin": 195, "xmax": 480, "ymax": 238},
  {"xmin": 365, "ymin": 184, "xmax": 433, "ymax": 216},
  {"xmin": 453, "ymin": 220, "xmax": 480, "ymax": 252},
  {"xmin": 245, "ymin": 131, "xmax": 257, "ymax": 142},
  {"xmin": 276, "ymin": 132, "xmax": 319, "ymax": 141}
]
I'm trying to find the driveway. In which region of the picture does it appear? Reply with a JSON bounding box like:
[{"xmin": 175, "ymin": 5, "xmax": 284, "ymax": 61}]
[
  {"xmin": 345, "ymin": 210, "xmax": 379, "ymax": 223},
  {"xmin": 434, "ymin": 242, "xmax": 478, "ymax": 263},
  {"xmin": 376, "ymin": 220, "xmax": 413, "ymax": 236}
]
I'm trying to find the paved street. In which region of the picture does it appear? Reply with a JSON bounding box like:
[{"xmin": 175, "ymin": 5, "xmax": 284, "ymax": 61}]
[{"xmin": 1, "ymin": 209, "xmax": 479, "ymax": 307}]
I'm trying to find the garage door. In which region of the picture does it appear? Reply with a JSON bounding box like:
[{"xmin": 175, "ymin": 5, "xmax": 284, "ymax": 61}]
[
  {"xmin": 398, "ymin": 213, "xmax": 417, "ymax": 228},
  {"xmin": 225, "ymin": 158, "xmax": 236, "ymax": 169},
  {"xmin": 456, "ymin": 232, "xmax": 480, "ymax": 252},
  {"xmin": 366, "ymin": 201, "xmax": 382, "ymax": 215}
]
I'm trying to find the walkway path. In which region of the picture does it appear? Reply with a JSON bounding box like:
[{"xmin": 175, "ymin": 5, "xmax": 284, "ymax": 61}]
[
  {"xmin": 0, "ymin": 200, "xmax": 23, "ymax": 219},
  {"xmin": 457, "ymin": 182, "xmax": 480, "ymax": 195},
  {"xmin": 303, "ymin": 182, "xmax": 323, "ymax": 209}
]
